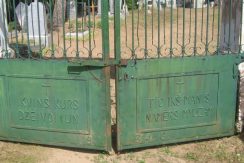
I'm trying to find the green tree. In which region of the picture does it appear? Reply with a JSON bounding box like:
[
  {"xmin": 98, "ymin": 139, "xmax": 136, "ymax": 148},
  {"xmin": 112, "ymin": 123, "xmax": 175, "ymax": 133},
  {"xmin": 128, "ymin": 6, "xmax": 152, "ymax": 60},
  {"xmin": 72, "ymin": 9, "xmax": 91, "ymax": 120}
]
[{"xmin": 126, "ymin": 0, "xmax": 138, "ymax": 10}]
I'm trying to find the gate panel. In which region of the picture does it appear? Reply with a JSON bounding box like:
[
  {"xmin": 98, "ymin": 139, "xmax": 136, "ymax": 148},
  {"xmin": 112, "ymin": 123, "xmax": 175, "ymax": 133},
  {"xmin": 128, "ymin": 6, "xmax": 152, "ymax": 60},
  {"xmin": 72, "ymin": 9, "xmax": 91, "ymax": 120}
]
[
  {"xmin": 0, "ymin": 60, "xmax": 111, "ymax": 151},
  {"xmin": 115, "ymin": 0, "xmax": 242, "ymax": 151},
  {"xmin": 117, "ymin": 55, "xmax": 238, "ymax": 150},
  {"xmin": 0, "ymin": 0, "xmax": 111, "ymax": 151}
]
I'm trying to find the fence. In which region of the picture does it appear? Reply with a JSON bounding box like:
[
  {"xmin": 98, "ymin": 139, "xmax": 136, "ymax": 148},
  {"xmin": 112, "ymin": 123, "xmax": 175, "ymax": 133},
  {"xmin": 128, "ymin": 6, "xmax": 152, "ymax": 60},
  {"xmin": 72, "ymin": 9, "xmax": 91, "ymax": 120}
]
[{"xmin": 0, "ymin": 0, "xmax": 243, "ymax": 152}]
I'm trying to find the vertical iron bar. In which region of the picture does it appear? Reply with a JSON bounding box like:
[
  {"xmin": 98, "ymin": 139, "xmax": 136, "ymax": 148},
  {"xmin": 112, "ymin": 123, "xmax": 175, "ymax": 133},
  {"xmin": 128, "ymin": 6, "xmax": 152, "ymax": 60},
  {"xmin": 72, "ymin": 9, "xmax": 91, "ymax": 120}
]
[
  {"xmin": 205, "ymin": 0, "xmax": 209, "ymax": 55},
  {"xmin": 182, "ymin": 0, "xmax": 185, "ymax": 56},
  {"xmin": 163, "ymin": 4, "xmax": 166, "ymax": 45},
  {"xmin": 30, "ymin": 3, "xmax": 35, "ymax": 46},
  {"xmin": 25, "ymin": 0, "xmax": 31, "ymax": 58},
  {"xmin": 49, "ymin": 0, "xmax": 54, "ymax": 57},
  {"xmin": 217, "ymin": 0, "xmax": 220, "ymax": 55},
  {"xmin": 7, "ymin": 1, "xmax": 12, "ymax": 43},
  {"xmin": 194, "ymin": 0, "xmax": 198, "ymax": 56},
  {"xmin": 228, "ymin": 0, "xmax": 232, "ymax": 54},
  {"xmin": 211, "ymin": 4, "xmax": 215, "ymax": 42},
  {"xmin": 115, "ymin": 0, "xmax": 121, "ymax": 60},
  {"xmin": 37, "ymin": 0, "xmax": 42, "ymax": 57},
  {"xmin": 144, "ymin": 0, "xmax": 148, "ymax": 58},
  {"xmin": 75, "ymin": 0, "xmax": 79, "ymax": 57},
  {"xmin": 101, "ymin": 0, "xmax": 110, "ymax": 61},
  {"xmin": 13, "ymin": 0, "xmax": 20, "ymax": 57},
  {"xmin": 88, "ymin": 0, "xmax": 92, "ymax": 58},
  {"xmin": 201, "ymin": 3, "xmax": 204, "ymax": 42},
  {"xmin": 170, "ymin": 0, "xmax": 173, "ymax": 57},
  {"xmin": 62, "ymin": 0, "xmax": 66, "ymax": 57},
  {"xmin": 157, "ymin": 0, "xmax": 160, "ymax": 58},
  {"xmin": 132, "ymin": 0, "xmax": 135, "ymax": 58}
]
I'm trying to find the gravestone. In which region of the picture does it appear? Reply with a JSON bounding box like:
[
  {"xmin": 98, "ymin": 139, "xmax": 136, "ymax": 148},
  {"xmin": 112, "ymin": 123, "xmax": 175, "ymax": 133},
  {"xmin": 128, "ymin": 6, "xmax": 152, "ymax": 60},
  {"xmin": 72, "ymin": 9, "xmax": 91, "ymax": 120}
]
[
  {"xmin": 0, "ymin": 0, "xmax": 9, "ymax": 58},
  {"xmin": 192, "ymin": 0, "xmax": 205, "ymax": 8},
  {"xmin": 109, "ymin": 0, "xmax": 114, "ymax": 15},
  {"xmin": 15, "ymin": 2, "xmax": 28, "ymax": 31},
  {"xmin": 97, "ymin": 0, "xmax": 101, "ymax": 15},
  {"xmin": 166, "ymin": 0, "xmax": 177, "ymax": 8},
  {"xmin": 28, "ymin": 0, "xmax": 49, "ymax": 46},
  {"xmin": 67, "ymin": 0, "xmax": 77, "ymax": 20}
]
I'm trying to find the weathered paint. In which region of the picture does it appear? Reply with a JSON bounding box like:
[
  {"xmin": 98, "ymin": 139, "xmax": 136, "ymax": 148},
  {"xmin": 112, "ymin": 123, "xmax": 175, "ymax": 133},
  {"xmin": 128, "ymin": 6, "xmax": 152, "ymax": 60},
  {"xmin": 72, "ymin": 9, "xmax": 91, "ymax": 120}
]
[
  {"xmin": 0, "ymin": 60, "xmax": 111, "ymax": 151},
  {"xmin": 117, "ymin": 55, "xmax": 239, "ymax": 151}
]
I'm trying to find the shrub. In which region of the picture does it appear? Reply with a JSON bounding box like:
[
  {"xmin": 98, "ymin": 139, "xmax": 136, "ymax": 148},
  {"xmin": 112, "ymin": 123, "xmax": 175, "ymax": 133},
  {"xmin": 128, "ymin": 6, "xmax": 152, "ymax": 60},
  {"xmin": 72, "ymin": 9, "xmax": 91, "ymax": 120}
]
[{"xmin": 126, "ymin": 0, "xmax": 139, "ymax": 10}]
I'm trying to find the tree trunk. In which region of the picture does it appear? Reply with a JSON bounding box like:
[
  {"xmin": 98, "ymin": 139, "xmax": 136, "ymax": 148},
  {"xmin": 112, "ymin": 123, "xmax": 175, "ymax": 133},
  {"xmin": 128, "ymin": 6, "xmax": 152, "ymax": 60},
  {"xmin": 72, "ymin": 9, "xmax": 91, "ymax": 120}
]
[{"xmin": 53, "ymin": 0, "xmax": 67, "ymax": 27}]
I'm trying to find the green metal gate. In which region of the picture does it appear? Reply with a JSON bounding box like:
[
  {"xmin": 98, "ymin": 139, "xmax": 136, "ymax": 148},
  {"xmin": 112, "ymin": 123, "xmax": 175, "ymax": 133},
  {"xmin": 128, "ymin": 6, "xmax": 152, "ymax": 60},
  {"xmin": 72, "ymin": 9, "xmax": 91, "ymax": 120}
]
[
  {"xmin": 115, "ymin": 0, "xmax": 242, "ymax": 151},
  {"xmin": 0, "ymin": 0, "xmax": 243, "ymax": 152},
  {"xmin": 0, "ymin": 0, "xmax": 111, "ymax": 151}
]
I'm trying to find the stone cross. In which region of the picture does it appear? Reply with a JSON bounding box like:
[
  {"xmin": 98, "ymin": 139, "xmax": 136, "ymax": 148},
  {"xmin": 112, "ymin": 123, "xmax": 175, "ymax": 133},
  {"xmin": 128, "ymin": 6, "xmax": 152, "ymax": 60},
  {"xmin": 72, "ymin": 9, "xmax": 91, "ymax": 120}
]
[
  {"xmin": 28, "ymin": 0, "xmax": 49, "ymax": 46},
  {"xmin": 0, "ymin": 0, "xmax": 9, "ymax": 58}
]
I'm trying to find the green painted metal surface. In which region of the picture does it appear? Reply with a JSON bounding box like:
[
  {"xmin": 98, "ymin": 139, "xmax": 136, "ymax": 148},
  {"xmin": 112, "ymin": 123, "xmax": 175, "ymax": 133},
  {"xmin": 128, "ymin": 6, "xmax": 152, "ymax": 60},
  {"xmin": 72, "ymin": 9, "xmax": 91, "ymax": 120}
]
[
  {"xmin": 117, "ymin": 55, "xmax": 239, "ymax": 151},
  {"xmin": 1, "ymin": 0, "xmax": 243, "ymax": 152},
  {"xmin": 0, "ymin": 60, "xmax": 111, "ymax": 151}
]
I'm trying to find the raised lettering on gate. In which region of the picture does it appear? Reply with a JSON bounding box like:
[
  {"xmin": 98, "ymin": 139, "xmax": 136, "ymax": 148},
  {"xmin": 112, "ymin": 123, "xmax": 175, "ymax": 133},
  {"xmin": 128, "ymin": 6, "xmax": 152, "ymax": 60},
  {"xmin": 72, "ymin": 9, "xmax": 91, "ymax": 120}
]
[
  {"xmin": 9, "ymin": 77, "xmax": 90, "ymax": 134},
  {"xmin": 136, "ymin": 73, "xmax": 219, "ymax": 132}
]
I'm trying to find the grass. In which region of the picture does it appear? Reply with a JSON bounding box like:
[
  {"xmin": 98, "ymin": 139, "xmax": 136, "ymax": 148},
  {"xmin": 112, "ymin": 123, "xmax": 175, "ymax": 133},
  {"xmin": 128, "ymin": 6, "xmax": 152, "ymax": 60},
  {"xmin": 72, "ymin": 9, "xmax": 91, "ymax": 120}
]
[
  {"xmin": 0, "ymin": 142, "xmax": 46, "ymax": 163},
  {"xmin": 0, "ymin": 136, "xmax": 243, "ymax": 163},
  {"xmin": 185, "ymin": 152, "xmax": 199, "ymax": 161}
]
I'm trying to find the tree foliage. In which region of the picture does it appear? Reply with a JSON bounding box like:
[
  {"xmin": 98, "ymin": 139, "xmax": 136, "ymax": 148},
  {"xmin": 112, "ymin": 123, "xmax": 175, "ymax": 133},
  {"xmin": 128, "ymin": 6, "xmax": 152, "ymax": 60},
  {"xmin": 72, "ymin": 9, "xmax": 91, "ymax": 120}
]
[{"xmin": 125, "ymin": 0, "xmax": 139, "ymax": 10}]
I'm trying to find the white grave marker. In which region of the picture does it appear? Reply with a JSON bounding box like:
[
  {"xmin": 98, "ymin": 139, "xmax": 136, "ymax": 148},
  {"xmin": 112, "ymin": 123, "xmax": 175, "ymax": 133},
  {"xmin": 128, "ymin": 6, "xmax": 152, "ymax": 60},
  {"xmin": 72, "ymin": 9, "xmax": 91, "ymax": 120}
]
[
  {"xmin": 166, "ymin": 0, "xmax": 177, "ymax": 8},
  {"xmin": 15, "ymin": 2, "xmax": 28, "ymax": 31},
  {"xmin": 109, "ymin": 0, "xmax": 115, "ymax": 15},
  {"xmin": 28, "ymin": 0, "xmax": 49, "ymax": 46},
  {"xmin": 67, "ymin": 0, "xmax": 77, "ymax": 20},
  {"xmin": 97, "ymin": 0, "xmax": 101, "ymax": 15}
]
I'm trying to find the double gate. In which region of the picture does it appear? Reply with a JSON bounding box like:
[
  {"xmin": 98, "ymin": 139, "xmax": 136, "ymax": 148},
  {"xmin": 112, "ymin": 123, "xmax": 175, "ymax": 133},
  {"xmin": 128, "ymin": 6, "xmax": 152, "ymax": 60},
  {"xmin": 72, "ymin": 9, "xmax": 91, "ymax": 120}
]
[{"xmin": 0, "ymin": 0, "xmax": 242, "ymax": 152}]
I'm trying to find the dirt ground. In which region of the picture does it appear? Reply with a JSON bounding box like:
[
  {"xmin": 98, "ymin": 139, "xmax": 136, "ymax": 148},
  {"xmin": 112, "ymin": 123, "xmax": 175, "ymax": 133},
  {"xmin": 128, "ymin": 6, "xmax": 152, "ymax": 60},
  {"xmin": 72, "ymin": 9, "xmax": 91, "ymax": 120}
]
[
  {"xmin": 3, "ymin": 6, "xmax": 244, "ymax": 163},
  {"xmin": 0, "ymin": 134, "xmax": 243, "ymax": 163}
]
